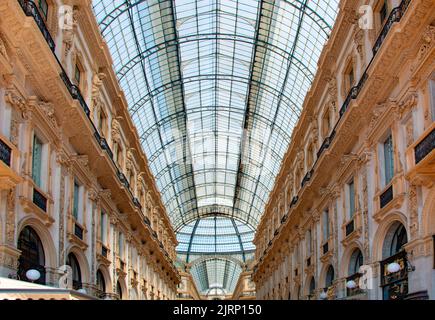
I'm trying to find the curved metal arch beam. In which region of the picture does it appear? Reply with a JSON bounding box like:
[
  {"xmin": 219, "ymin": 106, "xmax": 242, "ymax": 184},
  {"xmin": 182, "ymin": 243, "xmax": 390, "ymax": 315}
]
[
  {"xmin": 185, "ymin": 218, "xmax": 200, "ymax": 263},
  {"xmin": 170, "ymin": 204, "xmax": 262, "ymax": 232},
  {"xmin": 145, "ymin": 131, "xmax": 287, "ymax": 179},
  {"xmin": 189, "ymin": 255, "xmax": 245, "ymax": 269},
  {"xmin": 231, "ymin": 218, "xmax": 246, "ymax": 262},
  {"xmin": 129, "ymin": 73, "xmax": 302, "ymax": 117},
  {"xmin": 94, "ymin": 0, "xmax": 332, "ymax": 37},
  {"xmin": 136, "ymin": 102, "xmax": 295, "ymax": 148},
  {"xmin": 172, "ymin": 205, "xmax": 258, "ymax": 232},
  {"xmin": 176, "ymin": 213, "xmax": 255, "ymax": 232},
  {"xmin": 116, "ymin": 34, "xmax": 314, "ymax": 82},
  {"xmin": 158, "ymin": 168, "xmax": 273, "ymax": 202},
  {"xmin": 245, "ymin": 0, "xmax": 311, "ymax": 222},
  {"xmin": 165, "ymin": 191, "xmax": 264, "ymax": 225},
  {"xmin": 184, "ymin": 252, "xmax": 254, "ymax": 266},
  {"xmin": 162, "ymin": 182, "xmax": 268, "ymax": 217}
]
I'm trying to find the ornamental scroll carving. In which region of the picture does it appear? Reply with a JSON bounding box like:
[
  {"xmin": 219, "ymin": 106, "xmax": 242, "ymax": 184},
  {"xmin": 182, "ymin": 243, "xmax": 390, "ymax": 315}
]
[
  {"xmin": 408, "ymin": 183, "xmax": 419, "ymax": 239},
  {"xmin": 6, "ymin": 188, "xmax": 16, "ymax": 245},
  {"xmin": 5, "ymin": 89, "xmax": 29, "ymax": 120},
  {"xmin": 111, "ymin": 117, "xmax": 122, "ymax": 143},
  {"xmin": 0, "ymin": 33, "xmax": 9, "ymax": 60}
]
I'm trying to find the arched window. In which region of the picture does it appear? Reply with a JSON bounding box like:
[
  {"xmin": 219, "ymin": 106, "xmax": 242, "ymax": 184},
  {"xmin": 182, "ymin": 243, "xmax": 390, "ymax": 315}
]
[
  {"xmin": 325, "ymin": 265, "xmax": 334, "ymax": 288},
  {"xmin": 66, "ymin": 253, "xmax": 82, "ymax": 290},
  {"xmin": 390, "ymin": 224, "xmax": 408, "ymax": 256},
  {"xmin": 96, "ymin": 270, "xmax": 106, "ymax": 297},
  {"xmin": 116, "ymin": 281, "xmax": 123, "ymax": 300},
  {"xmin": 349, "ymin": 249, "xmax": 364, "ymax": 275},
  {"xmin": 17, "ymin": 226, "xmax": 46, "ymax": 284}
]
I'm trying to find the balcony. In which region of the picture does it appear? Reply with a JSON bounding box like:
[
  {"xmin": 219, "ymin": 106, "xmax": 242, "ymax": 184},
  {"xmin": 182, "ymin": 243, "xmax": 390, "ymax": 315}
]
[
  {"xmin": 406, "ymin": 124, "xmax": 435, "ymax": 186},
  {"xmin": 342, "ymin": 212, "xmax": 362, "ymax": 246},
  {"xmin": 372, "ymin": 0, "xmax": 411, "ymax": 56},
  {"xmin": 0, "ymin": 135, "xmax": 22, "ymax": 190},
  {"xmin": 380, "ymin": 185, "xmax": 393, "ymax": 209},
  {"xmin": 301, "ymin": 169, "xmax": 314, "ymax": 188},
  {"xmin": 96, "ymin": 241, "xmax": 111, "ymax": 266},
  {"xmin": 116, "ymin": 257, "xmax": 127, "ymax": 278},
  {"xmin": 74, "ymin": 222, "xmax": 84, "ymax": 240},
  {"xmin": 373, "ymin": 174, "xmax": 406, "ymax": 222},
  {"xmin": 17, "ymin": 0, "xmax": 55, "ymax": 52},
  {"xmin": 67, "ymin": 217, "xmax": 87, "ymax": 250},
  {"xmin": 345, "ymin": 219, "xmax": 355, "ymax": 237},
  {"xmin": 60, "ymin": 71, "xmax": 90, "ymax": 117},
  {"xmin": 320, "ymin": 238, "xmax": 333, "ymax": 263},
  {"xmin": 94, "ymin": 131, "xmax": 113, "ymax": 159}
]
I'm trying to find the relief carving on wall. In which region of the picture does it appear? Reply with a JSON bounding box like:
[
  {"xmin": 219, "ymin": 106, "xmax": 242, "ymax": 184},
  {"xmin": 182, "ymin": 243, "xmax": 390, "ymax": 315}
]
[
  {"xmin": 6, "ymin": 188, "xmax": 16, "ymax": 245},
  {"xmin": 408, "ymin": 182, "xmax": 419, "ymax": 239}
]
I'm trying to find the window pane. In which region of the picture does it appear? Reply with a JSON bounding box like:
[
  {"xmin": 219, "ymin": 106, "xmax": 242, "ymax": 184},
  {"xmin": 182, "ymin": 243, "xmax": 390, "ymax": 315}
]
[
  {"xmin": 383, "ymin": 135, "xmax": 394, "ymax": 184},
  {"xmin": 349, "ymin": 180, "xmax": 355, "ymax": 218},
  {"xmin": 32, "ymin": 135, "xmax": 43, "ymax": 187},
  {"xmin": 73, "ymin": 181, "xmax": 80, "ymax": 220}
]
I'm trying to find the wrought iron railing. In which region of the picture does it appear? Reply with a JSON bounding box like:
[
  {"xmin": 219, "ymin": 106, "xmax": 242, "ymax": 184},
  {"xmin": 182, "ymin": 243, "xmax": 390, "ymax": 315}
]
[
  {"xmin": 0, "ymin": 138, "xmax": 12, "ymax": 166},
  {"xmin": 60, "ymin": 71, "xmax": 90, "ymax": 117},
  {"xmin": 380, "ymin": 185, "xmax": 394, "ymax": 209},
  {"xmin": 372, "ymin": 0, "xmax": 411, "ymax": 56},
  {"xmin": 414, "ymin": 127, "xmax": 435, "ymax": 164},
  {"xmin": 17, "ymin": 0, "xmax": 55, "ymax": 51},
  {"xmin": 33, "ymin": 188, "xmax": 47, "ymax": 212},
  {"xmin": 94, "ymin": 131, "xmax": 113, "ymax": 159},
  {"xmin": 339, "ymin": 72, "xmax": 368, "ymax": 117},
  {"xmin": 301, "ymin": 169, "xmax": 314, "ymax": 188},
  {"xmin": 133, "ymin": 197, "xmax": 142, "ymax": 209}
]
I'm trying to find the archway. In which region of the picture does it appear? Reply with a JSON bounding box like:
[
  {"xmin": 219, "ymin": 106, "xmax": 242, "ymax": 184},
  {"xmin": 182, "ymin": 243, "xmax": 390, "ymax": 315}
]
[
  {"xmin": 17, "ymin": 226, "xmax": 46, "ymax": 284},
  {"xmin": 66, "ymin": 252, "xmax": 82, "ymax": 290},
  {"xmin": 380, "ymin": 222, "xmax": 409, "ymax": 300}
]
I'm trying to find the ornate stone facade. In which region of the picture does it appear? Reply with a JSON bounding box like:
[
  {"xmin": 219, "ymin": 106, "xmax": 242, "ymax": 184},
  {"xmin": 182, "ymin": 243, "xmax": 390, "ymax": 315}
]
[
  {"xmin": 0, "ymin": 0, "xmax": 179, "ymax": 300},
  {"xmin": 253, "ymin": 0, "xmax": 435, "ymax": 300}
]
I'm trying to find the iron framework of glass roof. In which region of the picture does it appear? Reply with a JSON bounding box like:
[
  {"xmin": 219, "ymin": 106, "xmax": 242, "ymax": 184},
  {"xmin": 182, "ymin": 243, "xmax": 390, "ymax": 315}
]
[
  {"xmin": 190, "ymin": 257, "xmax": 243, "ymax": 295},
  {"xmin": 177, "ymin": 216, "xmax": 255, "ymax": 262},
  {"xmin": 91, "ymin": 0, "xmax": 339, "ymax": 295}
]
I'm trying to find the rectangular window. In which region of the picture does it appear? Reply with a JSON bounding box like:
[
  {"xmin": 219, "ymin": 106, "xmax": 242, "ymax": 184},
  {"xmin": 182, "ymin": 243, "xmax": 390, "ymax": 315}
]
[
  {"xmin": 306, "ymin": 229, "xmax": 312, "ymax": 256},
  {"xmin": 380, "ymin": 1, "xmax": 388, "ymax": 24},
  {"xmin": 118, "ymin": 232, "xmax": 124, "ymax": 259},
  {"xmin": 100, "ymin": 211, "xmax": 106, "ymax": 244},
  {"xmin": 323, "ymin": 209, "xmax": 330, "ymax": 241},
  {"xmin": 74, "ymin": 64, "xmax": 81, "ymax": 85},
  {"xmin": 348, "ymin": 180, "xmax": 355, "ymax": 218},
  {"xmin": 73, "ymin": 181, "xmax": 80, "ymax": 220},
  {"xmin": 32, "ymin": 135, "xmax": 43, "ymax": 188},
  {"xmin": 430, "ymin": 79, "xmax": 435, "ymax": 122},
  {"xmin": 383, "ymin": 134, "xmax": 394, "ymax": 185},
  {"xmin": 38, "ymin": 0, "xmax": 48, "ymax": 20}
]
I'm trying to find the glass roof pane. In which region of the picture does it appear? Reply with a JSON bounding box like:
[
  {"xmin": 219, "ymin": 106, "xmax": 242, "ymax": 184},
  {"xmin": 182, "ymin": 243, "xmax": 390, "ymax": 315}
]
[{"xmin": 92, "ymin": 0, "xmax": 339, "ymax": 294}]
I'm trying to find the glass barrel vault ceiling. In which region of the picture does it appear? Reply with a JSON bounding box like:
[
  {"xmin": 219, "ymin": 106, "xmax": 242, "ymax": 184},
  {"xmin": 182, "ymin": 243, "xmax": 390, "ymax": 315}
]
[{"xmin": 92, "ymin": 0, "xmax": 339, "ymax": 294}]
